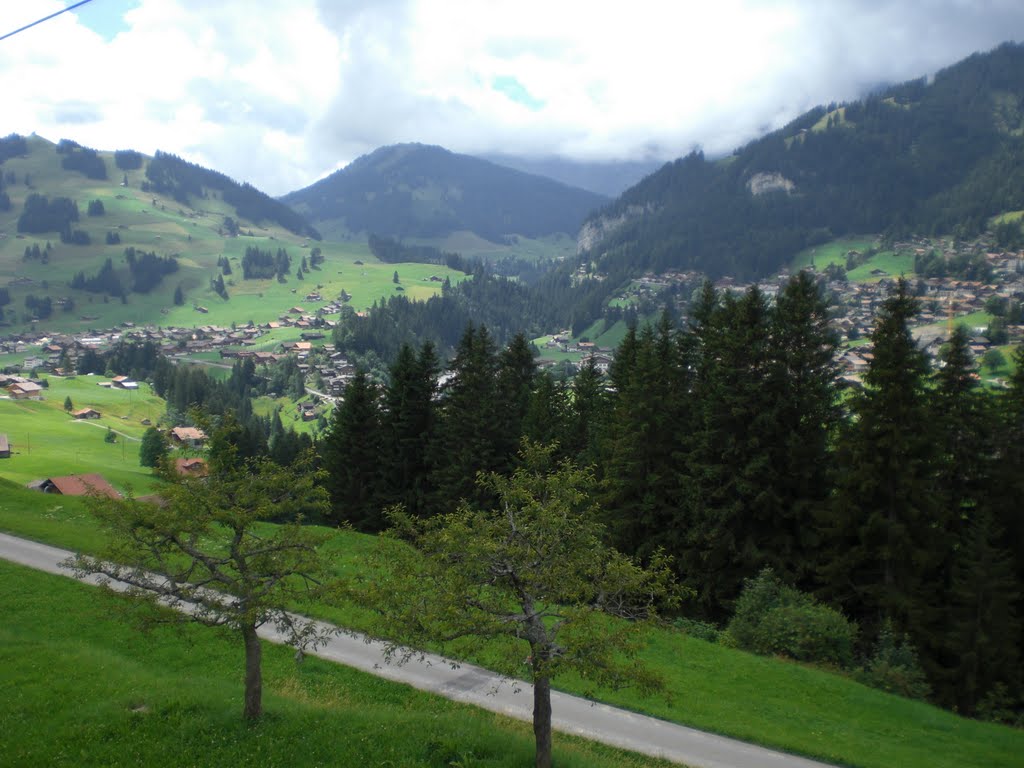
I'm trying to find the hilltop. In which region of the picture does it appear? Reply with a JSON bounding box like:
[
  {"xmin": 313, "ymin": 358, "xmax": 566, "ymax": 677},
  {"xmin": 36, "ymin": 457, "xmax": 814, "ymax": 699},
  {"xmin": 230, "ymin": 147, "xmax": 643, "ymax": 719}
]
[{"xmin": 280, "ymin": 143, "xmax": 607, "ymax": 251}]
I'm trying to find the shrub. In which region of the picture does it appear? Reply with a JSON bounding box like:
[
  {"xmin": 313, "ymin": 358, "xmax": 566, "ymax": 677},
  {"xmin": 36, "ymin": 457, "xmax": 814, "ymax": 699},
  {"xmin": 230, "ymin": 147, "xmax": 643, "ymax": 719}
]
[
  {"xmin": 755, "ymin": 602, "xmax": 857, "ymax": 667},
  {"xmin": 858, "ymin": 619, "xmax": 931, "ymax": 700},
  {"xmin": 726, "ymin": 567, "xmax": 858, "ymax": 668},
  {"xmin": 673, "ymin": 617, "xmax": 721, "ymax": 643}
]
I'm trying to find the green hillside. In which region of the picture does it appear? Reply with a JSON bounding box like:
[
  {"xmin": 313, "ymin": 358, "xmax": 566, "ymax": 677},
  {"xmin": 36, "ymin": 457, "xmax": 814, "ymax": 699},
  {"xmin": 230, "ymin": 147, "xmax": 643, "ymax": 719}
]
[
  {"xmin": 0, "ymin": 136, "xmax": 465, "ymax": 334},
  {"xmin": 584, "ymin": 42, "xmax": 1024, "ymax": 282}
]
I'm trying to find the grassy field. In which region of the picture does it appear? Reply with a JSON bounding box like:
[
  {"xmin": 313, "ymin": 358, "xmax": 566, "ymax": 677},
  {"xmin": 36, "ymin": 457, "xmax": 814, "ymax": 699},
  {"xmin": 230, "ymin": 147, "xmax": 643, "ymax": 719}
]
[
  {"xmin": 0, "ymin": 136, "xmax": 467, "ymax": 335},
  {"xmin": 0, "ymin": 375, "xmax": 166, "ymax": 493},
  {"xmin": 846, "ymin": 250, "xmax": 915, "ymax": 282},
  {"xmin": 790, "ymin": 236, "xmax": 877, "ymax": 271},
  {"xmin": 0, "ymin": 559, "xmax": 667, "ymax": 768},
  {"xmin": 2, "ymin": 480, "xmax": 1020, "ymax": 768}
]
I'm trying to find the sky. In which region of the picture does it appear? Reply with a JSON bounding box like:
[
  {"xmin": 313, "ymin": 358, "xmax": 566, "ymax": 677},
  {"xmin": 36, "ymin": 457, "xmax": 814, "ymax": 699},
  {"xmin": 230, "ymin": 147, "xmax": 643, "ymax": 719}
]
[{"xmin": 1, "ymin": 0, "xmax": 1023, "ymax": 196}]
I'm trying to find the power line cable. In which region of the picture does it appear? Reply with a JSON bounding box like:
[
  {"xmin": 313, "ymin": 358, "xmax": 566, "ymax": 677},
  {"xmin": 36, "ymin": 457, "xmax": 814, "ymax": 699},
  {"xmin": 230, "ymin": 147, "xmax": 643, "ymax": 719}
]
[{"xmin": 0, "ymin": 0, "xmax": 98, "ymax": 43}]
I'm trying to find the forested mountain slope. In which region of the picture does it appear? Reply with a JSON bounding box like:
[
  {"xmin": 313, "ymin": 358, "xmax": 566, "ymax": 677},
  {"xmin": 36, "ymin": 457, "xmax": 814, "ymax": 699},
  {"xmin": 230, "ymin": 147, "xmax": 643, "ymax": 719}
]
[
  {"xmin": 582, "ymin": 42, "xmax": 1024, "ymax": 280},
  {"xmin": 281, "ymin": 143, "xmax": 608, "ymax": 242}
]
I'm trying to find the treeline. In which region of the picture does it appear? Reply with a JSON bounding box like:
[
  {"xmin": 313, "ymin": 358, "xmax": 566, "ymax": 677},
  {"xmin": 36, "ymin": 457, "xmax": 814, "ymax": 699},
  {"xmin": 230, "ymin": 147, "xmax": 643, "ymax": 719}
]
[
  {"xmin": 241, "ymin": 246, "xmax": 290, "ymax": 280},
  {"xmin": 367, "ymin": 233, "xmax": 469, "ymax": 271},
  {"xmin": 114, "ymin": 149, "xmax": 143, "ymax": 170},
  {"xmin": 914, "ymin": 250, "xmax": 994, "ymax": 281},
  {"xmin": 0, "ymin": 133, "xmax": 27, "ymax": 163},
  {"xmin": 124, "ymin": 247, "xmax": 179, "ymax": 293},
  {"xmin": 17, "ymin": 194, "xmax": 78, "ymax": 234},
  {"xmin": 321, "ymin": 273, "xmax": 1024, "ymax": 720},
  {"xmin": 586, "ymin": 42, "xmax": 1024, "ymax": 285},
  {"xmin": 56, "ymin": 139, "xmax": 107, "ymax": 180},
  {"xmin": 71, "ymin": 258, "xmax": 123, "ymax": 295},
  {"xmin": 332, "ymin": 266, "xmax": 576, "ymax": 361},
  {"xmin": 142, "ymin": 151, "xmax": 320, "ymax": 239}
]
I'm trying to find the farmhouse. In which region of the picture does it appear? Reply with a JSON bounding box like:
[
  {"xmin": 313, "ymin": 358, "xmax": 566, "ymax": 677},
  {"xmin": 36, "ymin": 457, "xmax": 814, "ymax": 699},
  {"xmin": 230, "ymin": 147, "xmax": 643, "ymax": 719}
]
[
  {"xmin": 7, "ymin": 381, "xmax": 44, "ymax": 400},
  {"xmin": 111, "ymin": 376, "xmax": 139, "ymax": 390},
  {"xmin": 0, "ymin": 433, "xmax": 10, "ymax": 459},
  {"xmin": 169, "ymin": 426, "xmax": 207, "ymax": 447},
  {"xmin": 37, "ymin": 473, "xmax": 121, "ymax": 499},
  {"xmin": 72, "ymin": 408, "xmax": 102, "ymax": 419},
  {"xmin": 174, "ymin": 457, "xmax": 208, "ymax": 476}
]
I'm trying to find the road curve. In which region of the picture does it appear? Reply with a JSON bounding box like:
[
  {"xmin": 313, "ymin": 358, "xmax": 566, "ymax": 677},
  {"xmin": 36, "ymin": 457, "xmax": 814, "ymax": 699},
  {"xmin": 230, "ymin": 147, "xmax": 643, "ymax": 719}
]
[{"xmin": 0, "ymin": 531, "xmax": 836, "ymax": 768}]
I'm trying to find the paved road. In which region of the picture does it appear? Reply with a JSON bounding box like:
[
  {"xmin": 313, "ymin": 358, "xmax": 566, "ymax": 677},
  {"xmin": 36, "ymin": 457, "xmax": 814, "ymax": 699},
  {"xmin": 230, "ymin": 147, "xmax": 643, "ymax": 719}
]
[{"xmin": 0, "ymin": 531, "xmax": 836, "ymax": 768}]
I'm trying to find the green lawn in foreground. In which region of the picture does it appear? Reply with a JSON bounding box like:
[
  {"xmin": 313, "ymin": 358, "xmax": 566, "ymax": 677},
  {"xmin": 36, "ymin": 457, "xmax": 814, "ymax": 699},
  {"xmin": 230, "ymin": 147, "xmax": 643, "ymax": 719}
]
[
  {"xmin": 0, "ymin": 559, "xmax": 666, "ymax": 768},
  {"xmin": 2, "ymin": 480, "xmax": 1020, "ymax": 768}
]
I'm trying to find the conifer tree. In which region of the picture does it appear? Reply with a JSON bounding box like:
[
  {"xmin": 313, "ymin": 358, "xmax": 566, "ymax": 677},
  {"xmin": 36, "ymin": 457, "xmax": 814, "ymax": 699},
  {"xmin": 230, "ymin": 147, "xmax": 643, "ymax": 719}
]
[
  {"xmin": 767, "ymin": 271, "xmax": 841, "ymax": 588},
  {"xmin": 495, "ymin": 332, "xmax": 537, "ymax": 466},
  {"xmin": 821, "ymin": 278, "xmax": 941, "ymax": 643},
  {"xmin": 381, "ymin": 342, "xmax": 438, "ymax": 517},
  {"xmin": 430, "ymin": 324, "xmax": 500, "ymax": 509},
  {"xmin": 321, "ymin": 370, "xmax": 384, "ymax": 530}
]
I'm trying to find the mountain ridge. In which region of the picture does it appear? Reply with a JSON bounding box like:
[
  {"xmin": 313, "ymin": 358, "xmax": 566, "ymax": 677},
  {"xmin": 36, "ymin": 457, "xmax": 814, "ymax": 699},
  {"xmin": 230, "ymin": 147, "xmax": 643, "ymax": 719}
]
[{"xmin": 280, "ymin": 143, "xmax": 608, "ymax": 243}]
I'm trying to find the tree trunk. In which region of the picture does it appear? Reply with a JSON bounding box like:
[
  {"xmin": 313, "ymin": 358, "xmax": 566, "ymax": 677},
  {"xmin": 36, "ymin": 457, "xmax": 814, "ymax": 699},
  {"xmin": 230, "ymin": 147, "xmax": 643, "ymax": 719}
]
[
  {"xmin": 533, "ymin": 674, "xmax": 552, "ymax": 768},
  {"xmin": 242, "ymin": 624, "xmax": 263, "ymax": 721}
]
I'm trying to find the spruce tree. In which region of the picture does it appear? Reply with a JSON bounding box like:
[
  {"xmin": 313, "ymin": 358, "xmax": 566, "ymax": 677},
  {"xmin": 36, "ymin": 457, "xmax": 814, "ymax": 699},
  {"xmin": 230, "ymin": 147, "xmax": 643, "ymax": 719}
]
[
  {"xmin": 321, "ymin": 371, "xmax": 384, "ymax": 530},
  {"xmin": 381, "ymin": 342, "xmax": 438, "ymax": 517},
  {"xmin": 430, "ymin": 324, "xmax": 500, "ymax": 510},
  {"xmin": 495, "ymin": 332, "xmax": 537, "ymax": 467},
  {"xmin": 682, "ymin": 287, "xmax": 778, "ymax": 617},
  {"xmin": 767, "ymin": 271, "xmax": 841, "ymax": 588},
  {"xmin": 821, "ymin": 278, "xmax": 941, "ymax": 645}
]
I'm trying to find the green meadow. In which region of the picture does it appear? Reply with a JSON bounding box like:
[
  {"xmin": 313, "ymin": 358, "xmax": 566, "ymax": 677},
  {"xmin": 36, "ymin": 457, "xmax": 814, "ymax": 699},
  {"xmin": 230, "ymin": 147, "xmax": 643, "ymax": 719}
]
[
  {"xmin": 0, "ymin": 375, "xmax": 165, "ymax": 493},
  {"xmin": 2, "ymin": 479, "xmax": 1021, "ymax": 768},
  {"xmin": 0, "ymin": 136, "xmax": 467, "ymax": 335},
  {"xmin": 0, "ymin": 559, "xmax": 666, "ymax": 768},
  {"xmin": 790, "ymin": 236, "xmax": 877, "ymax": 271}
]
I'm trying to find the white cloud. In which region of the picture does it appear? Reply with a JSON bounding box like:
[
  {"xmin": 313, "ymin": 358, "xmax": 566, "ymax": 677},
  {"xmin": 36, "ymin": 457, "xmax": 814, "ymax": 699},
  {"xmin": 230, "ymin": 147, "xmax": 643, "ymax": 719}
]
[{"xmin": 1, "ymin": 0, "xmax": 1022, "ymax": 194}]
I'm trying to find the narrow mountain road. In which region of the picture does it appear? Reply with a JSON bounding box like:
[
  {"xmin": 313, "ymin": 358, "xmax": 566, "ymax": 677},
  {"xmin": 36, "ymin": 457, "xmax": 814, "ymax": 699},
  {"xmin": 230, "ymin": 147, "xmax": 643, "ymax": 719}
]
[{"xmin": 0, "ymin": 531, "xmax": 836, "ymax": 768}]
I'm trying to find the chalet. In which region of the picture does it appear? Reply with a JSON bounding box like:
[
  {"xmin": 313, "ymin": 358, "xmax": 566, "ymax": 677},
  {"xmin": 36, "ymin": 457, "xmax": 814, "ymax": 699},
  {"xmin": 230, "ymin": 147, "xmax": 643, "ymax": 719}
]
[
  {"xmin": 72, "ymin": 408, "xmax": 102, "ymax": 420},
  {"xmin": 37, "ymin": 473, "xmax": 121, "ymax": 499},
  {"xmin": 0, "ymin": 433, "xmax": 10, "ymax": 459},
  {"xmin": 7, "ymin": 381, "xmax": 43, "ymax": 400},
  {"xmin": 111, "ymin": 376, "xmax": 139, "ymax": 390},
  {"xmin": 174, "ymin": 457, "xmax": 208, "ymax": 476},
  {"xmin": 169, "ymin": 426, "xmax": 207, "ymax": 447}
]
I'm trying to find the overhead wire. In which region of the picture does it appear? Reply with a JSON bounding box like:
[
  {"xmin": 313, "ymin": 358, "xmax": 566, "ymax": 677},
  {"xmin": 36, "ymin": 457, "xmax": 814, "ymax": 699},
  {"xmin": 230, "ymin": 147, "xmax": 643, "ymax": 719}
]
[{"xmin": 0, "ymin": 0, "xmax": 98, "ymax": 43}]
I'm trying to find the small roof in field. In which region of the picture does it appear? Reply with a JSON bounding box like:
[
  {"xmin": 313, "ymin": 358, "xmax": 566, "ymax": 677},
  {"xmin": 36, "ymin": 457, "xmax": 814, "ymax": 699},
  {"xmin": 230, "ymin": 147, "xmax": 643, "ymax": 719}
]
[{"xmin": 44, "ymin": 473, "xmax": 121, "ymax": 499}]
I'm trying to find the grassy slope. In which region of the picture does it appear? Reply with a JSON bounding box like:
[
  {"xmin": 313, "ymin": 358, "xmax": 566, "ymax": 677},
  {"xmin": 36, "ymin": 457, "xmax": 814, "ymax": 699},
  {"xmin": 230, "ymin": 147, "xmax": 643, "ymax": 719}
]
[
  {"xmin": 790, "ymin": 237, "xmax": 877, "ymax": 271},
  {"xmin": 1, "ymin": 481, "xmax": 1020, "ymax": 768},
  {"xmin": 0, "ymin": 375, "xmax": 165, "ymax": 493},
  {"xmin": 0, "ymin": 137, "xmax": 465, "ymax": 334},
  {"xmin": 0, "ymin": 559, "xmax": 666, "ymax": 768}
]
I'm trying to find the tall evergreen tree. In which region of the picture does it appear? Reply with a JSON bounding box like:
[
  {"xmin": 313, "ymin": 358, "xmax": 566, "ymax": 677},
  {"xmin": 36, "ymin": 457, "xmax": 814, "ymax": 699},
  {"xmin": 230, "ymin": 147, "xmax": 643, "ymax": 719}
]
[
  {"xmin": 565, "ymin": 355, "xmax": 607, "ymax": 467},
  {"xmin": 430, "ymin": 324, "xmax": 501, "ymax": 510},
  {"xmin": 767, "ymin": 271, "xmax": 841, "ymax": 588},
  {"xmin": 381, "ymin": 342, "xmax": 438, "ymax": 517},
  {"xmin": 947, "ymin": 509, "xmax": 1021, "ymax": 715},
  {"xmin": 682, "ymin": 287, "xmax": 779, "ymax": 618},
  {"xmin": 821, "ymin": 278, "xmax": 941, "ymax": 646},
  {"xmin": 321, "ymin": 371, "xmax": 384, "ymax": 530},
  {"xmin": 495, "ymin": 332, "xmax": 537, "ymax": 466}
]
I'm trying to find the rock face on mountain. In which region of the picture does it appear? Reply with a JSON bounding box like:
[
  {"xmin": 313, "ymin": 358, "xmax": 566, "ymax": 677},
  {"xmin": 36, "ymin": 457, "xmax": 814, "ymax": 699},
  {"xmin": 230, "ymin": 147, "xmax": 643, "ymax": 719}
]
[
  {"xmin": 581, "ymin": 42, "xmax": 1024, "ymax": 280},
  {"xmin": 281, "ymin": 144, "xmax": 608, "ymax": 243}
]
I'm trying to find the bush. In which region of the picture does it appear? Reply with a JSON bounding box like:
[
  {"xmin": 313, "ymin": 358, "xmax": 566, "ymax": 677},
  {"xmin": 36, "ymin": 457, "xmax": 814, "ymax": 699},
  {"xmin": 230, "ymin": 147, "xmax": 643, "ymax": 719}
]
[
  {"xmin": 673, "ymin": 617, "xmax": 721, "ymax": 643},
  {"xmin": 726, "ymin": 567, "xmax": 858, "ymax": 668},
  {"xmin": 858, "ymin": 619, "xmax": 931, "ymax": 700},
  {"xmin": 755, "ymin": 603, "xmax": 857, "ymax": 667}
]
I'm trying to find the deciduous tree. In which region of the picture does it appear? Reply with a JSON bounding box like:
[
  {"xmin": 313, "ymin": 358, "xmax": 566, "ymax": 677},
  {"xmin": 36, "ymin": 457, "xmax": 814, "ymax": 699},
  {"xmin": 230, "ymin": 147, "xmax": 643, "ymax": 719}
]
[
  {"xmin": 71, "ymin": 447, "xmax": 334, "ymax": 721},
  {"xmin": 367, "ymin": 442, "xmax": 678, "ymax": 768}
]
